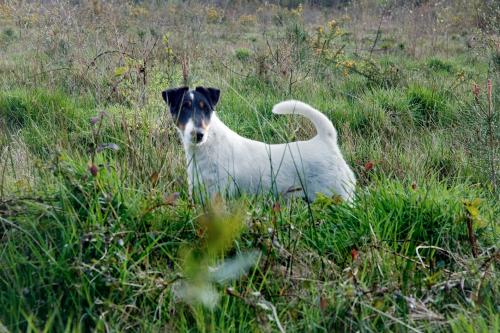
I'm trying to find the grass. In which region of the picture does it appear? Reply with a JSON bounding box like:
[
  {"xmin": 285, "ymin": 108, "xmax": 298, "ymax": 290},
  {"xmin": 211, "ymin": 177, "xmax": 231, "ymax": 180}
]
[{"xmin": 0, "ymin": 1, "xmax": 498, "ymax": 332}]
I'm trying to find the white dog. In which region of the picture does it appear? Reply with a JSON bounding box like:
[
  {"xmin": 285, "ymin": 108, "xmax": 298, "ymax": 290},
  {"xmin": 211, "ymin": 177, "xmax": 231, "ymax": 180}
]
[{"xmin": 162, "ymin": 86, "xmax": 356, "ymax": 202}]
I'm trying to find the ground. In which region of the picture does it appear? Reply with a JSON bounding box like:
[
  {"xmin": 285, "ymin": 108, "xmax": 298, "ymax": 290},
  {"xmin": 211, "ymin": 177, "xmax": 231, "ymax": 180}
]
[{"xmin": 0, "ymin": 1, "xmax": 498, "ymax": 332}]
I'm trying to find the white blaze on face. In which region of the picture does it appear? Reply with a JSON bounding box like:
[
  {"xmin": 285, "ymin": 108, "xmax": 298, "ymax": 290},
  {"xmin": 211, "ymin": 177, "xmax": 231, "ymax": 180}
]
[{"xmin": 182, "ymin": 119, "xmax": 195, "ymax": 146}]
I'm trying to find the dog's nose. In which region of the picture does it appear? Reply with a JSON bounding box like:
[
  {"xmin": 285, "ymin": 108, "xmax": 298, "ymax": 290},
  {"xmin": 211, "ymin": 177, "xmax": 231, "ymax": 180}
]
[{"xmin": 195, "ymin": 132, "xmax": 204, "ymax": 143}]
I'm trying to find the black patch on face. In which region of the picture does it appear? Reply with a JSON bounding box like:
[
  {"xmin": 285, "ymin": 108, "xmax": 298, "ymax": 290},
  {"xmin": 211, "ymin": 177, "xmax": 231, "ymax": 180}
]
[
  {"xmin": 195, "ymin": 86, "xmax": 220, "ymax": 109},
  {"xmin": 162, "ymin": 86, "xmax": 220, "ymax": 130}
]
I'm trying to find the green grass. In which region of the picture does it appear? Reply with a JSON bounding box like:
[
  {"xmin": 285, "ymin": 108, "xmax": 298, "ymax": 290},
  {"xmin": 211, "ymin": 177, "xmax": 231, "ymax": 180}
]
[{"xmin": 0, "ymin": 1, "xmax": 498, "ymax": 332}]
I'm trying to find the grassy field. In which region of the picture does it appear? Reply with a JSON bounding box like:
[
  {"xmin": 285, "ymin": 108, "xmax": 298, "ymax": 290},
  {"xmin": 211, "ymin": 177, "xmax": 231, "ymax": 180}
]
[{"xmin": 0, "ymin": 1, "xmax": 498, "ymax": 332}]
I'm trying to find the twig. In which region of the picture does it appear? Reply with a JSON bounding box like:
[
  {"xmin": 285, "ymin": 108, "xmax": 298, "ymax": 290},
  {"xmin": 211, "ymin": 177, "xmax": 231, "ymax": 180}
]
[
  {"xmin": 369, "ymin": 4, "xmax": 392, "ymax": 56},
  {"xmin": 416, "ymin": 245, "xmax": 462, "ymax": 273},
  {"xmin": 86, "ymin": 50, "xmax": 136, "ymax": 72},
  {"xmin": 360, "ymin": 301, "xmax": 423, "ymax": 333}
]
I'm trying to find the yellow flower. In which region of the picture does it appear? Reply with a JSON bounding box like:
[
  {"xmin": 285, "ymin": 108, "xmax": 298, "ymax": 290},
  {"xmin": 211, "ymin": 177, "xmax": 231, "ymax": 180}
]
[
  {"xmin": 291, "ymin": 4, "xmax": 303, "ymax": 17},
  {"xmin": 344, "ymin": 60, "xmax": 354, "ymax": 69},
  {"xmin": 238, "ymin": 14, "xmax": 257, "ymax": 26},
  {"xmin": 207, "ymin": 7, "xmax": 220, "ymax": 23},
  {"xmin": 0, "ymin": 4, "xmax": 13, "ymax": 20},
  {"xmin": 327, "ymin": 19, "xmax": 337, "ymax": 30}
]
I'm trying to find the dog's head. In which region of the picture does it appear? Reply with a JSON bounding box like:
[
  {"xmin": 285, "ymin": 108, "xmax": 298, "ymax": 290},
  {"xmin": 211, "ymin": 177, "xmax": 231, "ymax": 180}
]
[{"xmin": 162, "ymin": 86, "xmax": 220, "ymax": 146}]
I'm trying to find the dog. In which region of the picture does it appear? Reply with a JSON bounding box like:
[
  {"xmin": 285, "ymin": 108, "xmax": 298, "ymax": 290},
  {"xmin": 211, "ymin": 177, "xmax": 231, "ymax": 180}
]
[{"xmin": 162, "ymin": 86, "xmax": 356, "ymax": 202}]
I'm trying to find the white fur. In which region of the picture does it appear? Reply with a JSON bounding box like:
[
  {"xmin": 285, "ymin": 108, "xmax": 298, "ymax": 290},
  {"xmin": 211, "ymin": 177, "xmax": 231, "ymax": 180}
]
[{"xmin": 179, "ymin": 100, "xmax": 356, "ymax": 202}]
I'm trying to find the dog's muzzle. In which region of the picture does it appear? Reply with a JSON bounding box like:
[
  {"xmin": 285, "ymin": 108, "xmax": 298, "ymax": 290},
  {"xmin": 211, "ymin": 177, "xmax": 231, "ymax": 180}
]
[
  {"xmin": 195, "ymin": 132, "xmax": 204, "ymax": 143},
  {"xmin": 191, "ymin": 129, "xmax": 206, "ymax": 145}
]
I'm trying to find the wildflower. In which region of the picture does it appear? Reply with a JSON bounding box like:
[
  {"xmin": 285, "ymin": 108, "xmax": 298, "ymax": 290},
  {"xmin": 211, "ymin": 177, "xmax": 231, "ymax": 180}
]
[
  {"xmin": 89, "ymin": 164, "xmax": 98, "ymax": 177},
  {"xmin": 238, "ymin": 14, "xmax": 257, "ymax": 26},
  {"xmin": 344, "ymin": 60, "xmax": 354, "ymax": 69},
  {"xmin": 472, "ymin": 82, "xmax": 480, "ymax": 100},
  {"xmin": 351, "ymin": 248, "xmax": 359, "ymax": 261},
  {"xmin": 327, "ymin": 19, "xmax": 337, "ymax": 30},
  {"xmin": 207, "ymin": 7, "xmax": 220, "ymax": 23},
  {"xmin": 291, "ymin": 4, "xmax": 303, "ymax": 17},
  {"xmin": 90, "ymin": 116, "xmax": 100, "ymax": 126},
  {"xmin": 364, "ymin": 161, "xmax": 374, "ymax": 172}
]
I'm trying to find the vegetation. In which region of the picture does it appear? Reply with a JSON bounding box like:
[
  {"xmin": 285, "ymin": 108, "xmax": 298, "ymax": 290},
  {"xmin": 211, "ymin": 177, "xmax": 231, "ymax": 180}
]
[{"xmin": 0, "ymin": 0, "xmax": 498, "ymax": 332}]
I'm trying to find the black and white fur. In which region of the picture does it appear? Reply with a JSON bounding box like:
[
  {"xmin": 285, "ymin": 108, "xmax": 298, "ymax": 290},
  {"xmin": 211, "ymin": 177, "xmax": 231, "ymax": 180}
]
[{"xmin": 162, "ymin": 86, "xmax": 356, "ymax": 202}]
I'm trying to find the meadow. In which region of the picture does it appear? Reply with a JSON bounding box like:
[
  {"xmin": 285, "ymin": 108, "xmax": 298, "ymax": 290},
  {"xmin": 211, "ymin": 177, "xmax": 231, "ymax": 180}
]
[{"xmin": 0, "ymin": 0, "xmax": 498, "ymax": 331}]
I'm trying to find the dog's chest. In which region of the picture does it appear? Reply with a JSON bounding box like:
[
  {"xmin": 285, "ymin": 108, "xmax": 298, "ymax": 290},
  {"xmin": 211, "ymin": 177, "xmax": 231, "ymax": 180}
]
[{"xmin": 188, "ymin": 142, "xmax": 236, "ymax": 189}]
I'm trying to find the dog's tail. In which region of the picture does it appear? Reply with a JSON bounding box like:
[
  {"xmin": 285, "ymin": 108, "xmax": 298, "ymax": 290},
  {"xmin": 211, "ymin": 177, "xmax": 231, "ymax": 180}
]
[{"xmin": 272, "ymin": 100, "xmax": 337, "ymax": 141}]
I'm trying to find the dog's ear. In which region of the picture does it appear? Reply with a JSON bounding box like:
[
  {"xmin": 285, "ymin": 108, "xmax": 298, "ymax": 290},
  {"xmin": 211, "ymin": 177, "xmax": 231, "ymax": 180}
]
[
  {"xmin": 195, "ymin": 86, "xmax": 220, "ymax": 108},
  {"xmin": 162, "ymin": 87, "xmax": 189, "ymax": 113}
]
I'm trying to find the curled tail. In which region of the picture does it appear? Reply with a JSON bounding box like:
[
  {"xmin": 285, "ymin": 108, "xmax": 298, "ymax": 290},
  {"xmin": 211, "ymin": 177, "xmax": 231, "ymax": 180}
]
[{"xmin": 272, "ymin": 100, "xmax": 337, "ymax": 141}]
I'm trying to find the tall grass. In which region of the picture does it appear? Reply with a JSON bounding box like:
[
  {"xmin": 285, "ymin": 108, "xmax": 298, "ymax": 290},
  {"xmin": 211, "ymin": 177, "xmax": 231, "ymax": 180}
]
[{"xmin": 0, "ymin": 1, "xmax": 498, "ymax": 332}]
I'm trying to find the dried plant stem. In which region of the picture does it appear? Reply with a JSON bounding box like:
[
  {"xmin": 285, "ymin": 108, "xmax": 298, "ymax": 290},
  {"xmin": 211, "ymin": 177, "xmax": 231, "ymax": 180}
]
[
  {"xmin": 466, "ymin": 214, "xmax": 479, "ymax": 258},
  {"xmin": 486, "ymin": 79, "xmax": 496, "ymax": 192}
]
